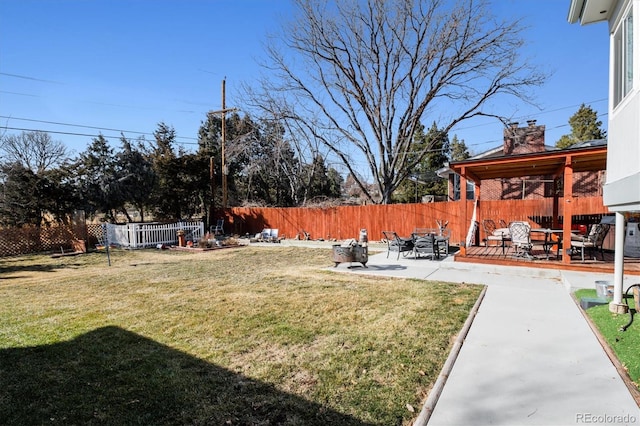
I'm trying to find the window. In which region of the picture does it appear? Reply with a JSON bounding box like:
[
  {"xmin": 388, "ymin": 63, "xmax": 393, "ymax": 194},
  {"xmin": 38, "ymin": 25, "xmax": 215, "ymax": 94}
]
[
  {"xmin": 453, "ymin": 174, "xmax": 475, "ymax": 200},
  {"xmin": 614, "ymin": 6, "xmax": 633, "ymax": 106}
]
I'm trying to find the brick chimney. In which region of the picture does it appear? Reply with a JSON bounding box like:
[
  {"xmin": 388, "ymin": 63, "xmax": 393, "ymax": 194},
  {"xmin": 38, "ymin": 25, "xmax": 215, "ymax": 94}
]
[{"xmin": 503, "ymin": 120, "xmax": 545, "ymax": 155}]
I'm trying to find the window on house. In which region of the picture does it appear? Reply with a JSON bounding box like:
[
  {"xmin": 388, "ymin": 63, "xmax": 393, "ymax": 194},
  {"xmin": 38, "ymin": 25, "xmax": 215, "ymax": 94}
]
[
  {"xmin": 453, "ymin": 174, "xmax": 475, "ymax": 200},
  {"xmin": 467, "ymin": 181, "xmax": 476, "ymax": 200},
  {"xmin": 453, "ymin": 174, "xmax": 461, "ymax": 200},
  {"xmin": 614, "ymin": 6, "xmax": 633, "ymax": 106}
]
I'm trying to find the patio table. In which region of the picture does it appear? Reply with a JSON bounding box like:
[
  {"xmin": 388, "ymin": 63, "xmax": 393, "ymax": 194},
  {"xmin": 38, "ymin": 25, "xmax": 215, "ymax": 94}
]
[
  {"xmin": 412, "ymin": 229, "xmax": 450, "ymax": 258},
  {"xmin": 531, "ymin": 228, "xmax": 563, "ymax": 260}
]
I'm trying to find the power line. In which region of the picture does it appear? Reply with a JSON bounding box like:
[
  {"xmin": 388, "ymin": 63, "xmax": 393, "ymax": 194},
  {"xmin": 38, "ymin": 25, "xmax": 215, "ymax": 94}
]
[
  {"xmin": 0, "ymin": 72, "xmax": 63, "ymax": 84},
  {"xmin": 451, "ymin": 98, "xmax": 608, "ymax": 132},
  {"xmin": 0, "ymin": 115, "xmax": 199, "ymax": 142},
  {"xmin": 0, "ymin": 126, "xmax": 199, "ymax": 146},
  {"xmin": 0, "ymin": 90, "xmax": 41, "ymax": 98},
  {"xmin": 1, "ymin": 99, "xmax": 609, "ymax": 154}
]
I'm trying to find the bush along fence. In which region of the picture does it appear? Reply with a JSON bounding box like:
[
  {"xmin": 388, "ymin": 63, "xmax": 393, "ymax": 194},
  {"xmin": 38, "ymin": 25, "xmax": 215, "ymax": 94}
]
[{"xmin": 0, "ymin": 221, "xmax": 205, "ymax": 257}]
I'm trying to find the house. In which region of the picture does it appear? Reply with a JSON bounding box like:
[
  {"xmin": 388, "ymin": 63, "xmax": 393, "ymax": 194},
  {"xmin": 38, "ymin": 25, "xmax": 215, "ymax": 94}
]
[
  {"xmin": 569, "ymin": 0, "xmax": 640, "ymax": 312},
  {"xmin": 440, "ymin": 120, "xmax": 606, "ymax": 202}
]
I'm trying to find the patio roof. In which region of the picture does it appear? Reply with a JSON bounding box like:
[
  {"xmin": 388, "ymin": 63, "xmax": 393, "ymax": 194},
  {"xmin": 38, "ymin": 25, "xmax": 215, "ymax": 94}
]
[
  {"xmin": 448, "ymin": 143, "xmax": 607, "ymax": 183},
  {"xmin": 447, "ymin": 140, "xmax": 609, "ymax": 265}
]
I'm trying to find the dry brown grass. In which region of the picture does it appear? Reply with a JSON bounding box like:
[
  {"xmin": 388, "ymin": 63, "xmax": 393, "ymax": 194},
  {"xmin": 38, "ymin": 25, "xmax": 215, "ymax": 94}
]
[{"xmin": 0, "ymin": 246, "xmax": 482, "ymax": 425}]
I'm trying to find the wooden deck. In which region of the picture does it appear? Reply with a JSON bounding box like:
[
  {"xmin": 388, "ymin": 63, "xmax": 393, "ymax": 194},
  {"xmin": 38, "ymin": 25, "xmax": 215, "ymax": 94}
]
[{"xmin": 456, "ymin": 244, "xmax": 640, "ymax": 276}]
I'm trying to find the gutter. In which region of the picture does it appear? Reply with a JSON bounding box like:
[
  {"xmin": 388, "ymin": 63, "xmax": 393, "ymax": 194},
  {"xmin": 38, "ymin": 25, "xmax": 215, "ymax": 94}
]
[{"xmin": 567, "ymin": 0, "xmax": 585, "ymax": 24}]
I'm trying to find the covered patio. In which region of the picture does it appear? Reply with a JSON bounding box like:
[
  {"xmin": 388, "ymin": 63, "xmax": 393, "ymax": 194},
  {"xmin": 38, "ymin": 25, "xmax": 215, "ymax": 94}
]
[{"xmin": 448, "ymin": 142, "xmax": 640, "ymax": 275}]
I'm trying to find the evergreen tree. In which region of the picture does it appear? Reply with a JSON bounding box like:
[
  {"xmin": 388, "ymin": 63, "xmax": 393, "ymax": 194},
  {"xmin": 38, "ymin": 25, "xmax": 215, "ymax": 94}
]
[
  {"xmin": 148, "ymin": 123, "xmax": 184, "ymax": 220},
  {"xmin": 450, "ymin": 135, "xmax": 471, "ymax": 161},
  {"xmin": 393, "ymin": 123, "xmax": 449, "ymax": 203},
  {"xmin": 327, "ymin": 168, "xmax": 344, "ymax": 200},
  {"xmin": 116, "ymin": 136, "xmax": 155, "ymax": 222},
  {"xmin": 0, "ymin": 162, "xmax": 41, "ymax": 226},
  {"xmin": 145, "ymin": 122, "xmax": 210, "ymax": 221},
  {"xmin": 38, "ymin": 165, "xmax": 79, "ymax": 224},
  {"xmin": 556, "ymin": 104, "xmax": 606, "ymax": 148},
  {"xmin": 304, "ymin": 154, "xmax": 342, "ymax": 202},
  {"xmin": 71, "ymin": 134, "xmax": 122, "ymax": 221}
]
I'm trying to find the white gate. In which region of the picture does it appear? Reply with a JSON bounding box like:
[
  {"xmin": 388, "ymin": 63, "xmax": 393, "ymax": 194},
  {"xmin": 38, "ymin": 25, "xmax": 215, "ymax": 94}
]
[{"xmin": 104, "ymin": 221, "xmax": 204, "ymax": 249}]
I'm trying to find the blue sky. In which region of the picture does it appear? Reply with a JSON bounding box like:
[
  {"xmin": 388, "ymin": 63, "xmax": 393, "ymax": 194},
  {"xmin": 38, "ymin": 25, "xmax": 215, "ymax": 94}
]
[{"xmin": 1, "ymin": 0, "xmax": 610, "ymax": 174}]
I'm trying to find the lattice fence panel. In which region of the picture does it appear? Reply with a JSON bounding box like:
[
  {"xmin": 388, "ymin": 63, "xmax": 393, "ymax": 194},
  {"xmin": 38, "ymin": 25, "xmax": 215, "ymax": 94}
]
[
  {"xmin": 0, "ymin": 224, "xmax": 90, "ymax": 257},
  {"xmin": 0, "ymin": 227, "xmax": 41, "ymax": 256},
  {"xmin": 85, "ymin": 224, "xmax": 104, "ymax": 248}
]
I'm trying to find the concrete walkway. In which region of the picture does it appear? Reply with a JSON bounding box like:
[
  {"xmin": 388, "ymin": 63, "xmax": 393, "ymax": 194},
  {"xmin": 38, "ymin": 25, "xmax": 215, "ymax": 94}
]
[{"xmin": 329, "ymin": 248, "xmax": 640, "ymax": 426}]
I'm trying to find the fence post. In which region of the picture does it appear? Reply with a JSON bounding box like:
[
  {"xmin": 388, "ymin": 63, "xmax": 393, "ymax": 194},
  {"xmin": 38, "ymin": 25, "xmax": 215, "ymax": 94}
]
[{"xmin": 131, "ymin": 223, "xmax": 138, "ymax": 249}]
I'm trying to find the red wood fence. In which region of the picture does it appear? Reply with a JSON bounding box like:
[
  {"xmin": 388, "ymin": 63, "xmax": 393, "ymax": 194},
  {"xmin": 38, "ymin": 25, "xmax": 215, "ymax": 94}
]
[
  {"xmin": 1, "ymin": 197, "xmax": 609, "ymax": 257},
  {"xmin": 224, "ymin": 196, "xmax": 609, "ymax": 245}
]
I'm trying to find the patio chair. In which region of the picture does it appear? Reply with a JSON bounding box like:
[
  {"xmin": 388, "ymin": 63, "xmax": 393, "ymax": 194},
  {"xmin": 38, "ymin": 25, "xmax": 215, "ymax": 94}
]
[
  {"xmin": 211, "ymin": 219, "xmax": 224, "ymax": 235},
  {"xmin": 509, "ymin": 221, "xmax": 533, "ymax": 260},
  {"xmin": 482, "ymin": 219, "xmax": 510, "ymax": 254},
  {"xmin": 411, "ymin": 232, "xmax": 439, "ymax": 260},
  {"xmin": 268, "ymin": 228, "xmax": 280, "ymax": 243},
  {"xmin": 259, "ymin": 228, "xmax": 280, "ymax": 243},
  {"xmin": 570, "ymin": 223, "xmax": 610, "ymax": 262},
  {"xmin": 382, "ymin": 231, "xmax": 414, "ymax": 260},
  {"xmin": 259, "ymin": 228, "xmax": 272, "ymax": 242}
]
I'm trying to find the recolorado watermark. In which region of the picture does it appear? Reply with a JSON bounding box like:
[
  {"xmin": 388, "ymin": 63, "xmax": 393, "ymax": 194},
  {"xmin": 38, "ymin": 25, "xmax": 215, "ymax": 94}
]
[{"xmin": 576, "ymin": 413, "xmax": 638, "ymax": 424}]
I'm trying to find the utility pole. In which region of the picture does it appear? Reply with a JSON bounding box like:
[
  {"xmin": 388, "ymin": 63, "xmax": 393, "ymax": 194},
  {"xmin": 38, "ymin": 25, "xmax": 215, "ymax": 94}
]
[
  {"xmin": 209, "ymin": 156, "xmax": 215, "ymax": 227},
  {"xmin": 208, "ymin": 79, "xmax": 237, "ymax": 209},
  {"xmin": 221, "ymin": 79, "xmax": 227, "ymax": 208}
]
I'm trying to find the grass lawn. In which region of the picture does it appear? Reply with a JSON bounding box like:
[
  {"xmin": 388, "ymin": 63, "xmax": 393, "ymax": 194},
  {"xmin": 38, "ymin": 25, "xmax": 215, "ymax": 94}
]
[
  {"xmin": 574, "ymin": 288, "xmax": 640, "ymax": 391},
  {"xmin": 0, "ymin": 246, "xmax": 482, "ymax": 425}
]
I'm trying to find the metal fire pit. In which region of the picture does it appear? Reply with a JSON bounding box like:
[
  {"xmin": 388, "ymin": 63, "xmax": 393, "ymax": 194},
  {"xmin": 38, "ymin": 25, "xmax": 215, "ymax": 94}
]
[{"xmin": 332, "ymin": 244, "xmax": 368, "ymax": 267}]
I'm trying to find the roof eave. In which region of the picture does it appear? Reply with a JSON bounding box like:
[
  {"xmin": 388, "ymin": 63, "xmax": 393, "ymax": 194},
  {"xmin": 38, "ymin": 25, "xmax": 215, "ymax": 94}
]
[{"xmin": 568, "ymin": 0, "xmax": 615, "ymax": 25}]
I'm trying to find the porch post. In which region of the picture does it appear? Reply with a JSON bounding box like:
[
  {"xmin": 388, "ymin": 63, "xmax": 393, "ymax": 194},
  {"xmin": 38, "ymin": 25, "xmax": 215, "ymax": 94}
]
[
  {"xmin": 475, "ymin": 183, "xmax": 481, "ymax": 225},
  {"xmin": 561, "ymin": 157, "xmax": 573, "ymax": 265},
  {"xmin": 460, "ymin": 170, "xmax": 468, "ymax": 256},
  {"xmin": 474, "ymin": 183, "xmax": 481, "ymax": 251},
  {"xmin": 610, "ymin": 212, "xmax": 627, "ymax": 313}
]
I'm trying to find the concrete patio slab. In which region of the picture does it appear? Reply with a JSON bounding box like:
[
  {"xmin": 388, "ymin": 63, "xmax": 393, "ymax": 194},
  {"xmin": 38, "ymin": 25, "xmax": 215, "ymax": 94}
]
[{"xmin": 330, "ymin": 250, "xmax": 640, "ymax": 426}]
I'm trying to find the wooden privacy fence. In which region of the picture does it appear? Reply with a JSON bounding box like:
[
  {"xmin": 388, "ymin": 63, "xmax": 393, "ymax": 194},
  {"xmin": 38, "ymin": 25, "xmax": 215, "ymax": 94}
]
[
  {"xmin": 225, "ymin": 196, "xmax": 609, "ymax": 246},
  {"xmin": 1, "ymin": 198, "xmax": 608, "ymax": 257}
]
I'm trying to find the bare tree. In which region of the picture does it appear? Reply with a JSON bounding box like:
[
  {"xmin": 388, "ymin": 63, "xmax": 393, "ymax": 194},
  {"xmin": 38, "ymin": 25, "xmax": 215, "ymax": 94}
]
[
  {"xmin": 0, "ymin": 130, "xmax": 68, "ymax": 173},
  {"xmin": 245, "ymin": 0, "xmax": 546, "ymax": 203}
]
